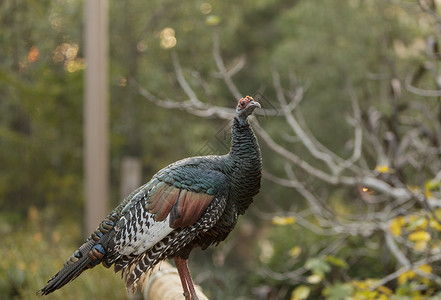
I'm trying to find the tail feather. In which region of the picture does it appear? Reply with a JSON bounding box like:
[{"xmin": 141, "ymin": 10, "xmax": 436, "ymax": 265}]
[
  {"xmin": 37, "ymin": 239, "xmax": 95, "ymax": 295},
  {"xmin": 37, "ymin": 230, "xmax": 115, "ymax": 296}
]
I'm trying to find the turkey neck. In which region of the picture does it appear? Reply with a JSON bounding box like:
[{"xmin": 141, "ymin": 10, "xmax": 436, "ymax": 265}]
[
  {"xmin": 229, "ymin": 116, "xmax": 261, "ymax": 159},
  {"xmin": 224, "ymin": 116, "xmax": 262, "ymax": 213}
]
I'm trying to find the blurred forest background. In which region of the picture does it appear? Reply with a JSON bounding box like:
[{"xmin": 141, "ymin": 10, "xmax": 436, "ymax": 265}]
[{"xmin": 2, "ymin": 0, "xmax": 441, "ymax": 299}]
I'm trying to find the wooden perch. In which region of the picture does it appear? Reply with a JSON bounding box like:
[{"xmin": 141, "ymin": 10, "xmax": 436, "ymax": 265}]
[{"xmin": 142, "ymin": 261, "xmax": 209, "ymax": 300}]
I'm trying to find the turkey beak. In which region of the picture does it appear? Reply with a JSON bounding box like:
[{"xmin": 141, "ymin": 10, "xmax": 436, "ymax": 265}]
[{"xmin": 249, "ymin": 101, "xmax": 261, "ymax": 109}]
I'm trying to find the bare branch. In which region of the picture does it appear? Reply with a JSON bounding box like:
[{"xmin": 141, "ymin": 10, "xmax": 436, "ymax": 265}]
[
  {"xmin": 171, "ymin": 51, "xmax": 202, "ymax": 105},
  {"xmin": 337, "ymin": 87, "xmax": 363, "ymax": 172},
  {"xmin": 226, "ymin": 55, "xmax": 246, "ymax": 77},
  {"xmin": 370, "ymin": 251, "xmax": 441, "ymax": 290},
  {"xmin": 252, "ymin": 118, "xmax": 338, "ymax": 184},
  {"xmin": 384, "ymin": 230, "xmax": 411, "ymax": 266},
  {"xmin": 272, "ymin": 68, "xmax": 340, "ymax": 173},
  {"xmin": 405, "ymin": 71, "xmax": 441, "ymax": 97},
  {"xmin": 131, "ymin": 79, "xmax": 235, "ymax": 119},
  {"xmin": 253, "ymin": 117, "xmax": 412, "ymax": 200},
  {"xmin": 213, "ymin": 32, "xmax": 243, "ymax": 99}
]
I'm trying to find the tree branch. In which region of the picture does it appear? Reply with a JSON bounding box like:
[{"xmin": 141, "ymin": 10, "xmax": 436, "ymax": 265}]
[
  {"xmin": 212, "ymin": 32, "xmax": 243, "ymax": 99},
  {"xmin": 370, "ymin": 251, "xmax": 441, "ymax": 290}
]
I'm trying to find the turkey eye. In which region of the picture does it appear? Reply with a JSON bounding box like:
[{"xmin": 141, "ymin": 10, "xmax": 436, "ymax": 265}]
[{"xmin": 241, "ymin": 101, "xmax": 246, "ymax": 107}]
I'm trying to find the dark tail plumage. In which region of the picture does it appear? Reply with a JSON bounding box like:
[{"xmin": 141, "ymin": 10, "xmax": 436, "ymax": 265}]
[
  {"xmin": 37, "ymin": 229, "xmax": 115, "ymax": 296},
  {"xmin": 37, "ymin": 239, "xmax": 96, "ymax": 295},
  {"xmin": 38, "ymin": 212, "xmax": 120, "ymax": 296}
]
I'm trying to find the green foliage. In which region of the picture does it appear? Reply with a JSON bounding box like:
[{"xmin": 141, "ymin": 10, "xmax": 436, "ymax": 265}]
[
  {"xmin": 322, "ymin": 283, "xmax": 354, "ymax": 300},
  {"xmin": 0, "ymin": 207, "xmax": 126, "ymax": 299},
  {"xmin": 0, "ymin": 0, "xmax": 84, "ymax": 220}
]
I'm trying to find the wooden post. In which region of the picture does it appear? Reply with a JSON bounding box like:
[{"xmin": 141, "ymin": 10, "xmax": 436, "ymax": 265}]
[
  {"xmin": 120, "ymin": 157, "xmax": 143, "ymax": 199},
  {"xmin": 142, "ymin": 262, "xmax": 209, "ymax": 300},
  {"xmin": 84, "ymin": 0, "xmax": 109, "ymax": 235}
]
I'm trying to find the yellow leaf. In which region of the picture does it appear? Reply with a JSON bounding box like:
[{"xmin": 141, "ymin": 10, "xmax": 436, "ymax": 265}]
[
  {"xmin": 425, "ymin": 180, "xmax": 440, "ymax": 191},
  {"xmin": 307, "ymin": 274, "xmax": 322, "ymax": 284},
  {"xmin": 205, "ymin": 15, "xmax": 221, "ymax": 26},
  {"xmin": 289, "ymin": 246, "xmax": 302, "ymax": 258},
  {"xmin": 425, "ymin": 189, "xmax": 433, "ymax": 199},
  {"xmin": 352, "ymin": 280, "xmax": 367, "ymax": 290},
  {"xmin": 408, "ymin": 230, "xmax": 431, "ymax": 242},
  {"xmin": 430, "ymin": 219, "xmax": 441, "ymax": 231},
  {"xmin": 377, "ymin": 285, "xmax": 393, "ymax": 295},
  {"xmin": 272, "ymin": 216, "xmax": 296, "ymax": 226},
  {"xmin": 291, "ymin": 285, "xmax": 311, "ymax": 300},
  {"xmin": 423, "ymin": 175, "xmax": 440, "ymax": 199},
  {"xmin": 389, "ymin": 216, "xmax": 405, "ymax": 236},
  {"xmin": 418, "ymin": 264, "xmax": 432, "ymax": 274},
  {"xmin": 398, "ymin": 270, "xmax": 415, "ymax": 285},
  {"xmin": 414, "ymin": 240, "xmax": 428, "ymax": 251},
  {"xmin": 364, "ymin": 279, "xmax": 380, "ymax": 289},
  {"xmin": 357, "ymin": 290, "xmax": 378, "ymax": 298},
  {"xmin": 375, "ymin": 165, "xmax": 394, "ymax": 173},
  {"xmin": 325, "ymin": 255, "xmax": 348, "ymax": 269}
]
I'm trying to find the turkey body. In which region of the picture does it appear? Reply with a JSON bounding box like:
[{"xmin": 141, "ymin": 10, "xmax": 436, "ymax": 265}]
[{"xmin": 38, "ymin": 96, "xmax": 262, "ymax": 299}]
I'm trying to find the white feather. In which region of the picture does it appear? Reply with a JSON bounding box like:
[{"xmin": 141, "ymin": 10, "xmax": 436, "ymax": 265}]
[{"xmin": 117, "ymin": 213, "xmax": 174, "ymax": 256}]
